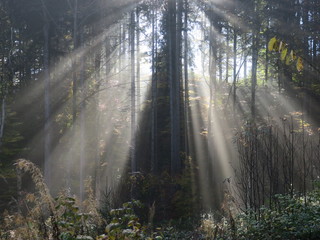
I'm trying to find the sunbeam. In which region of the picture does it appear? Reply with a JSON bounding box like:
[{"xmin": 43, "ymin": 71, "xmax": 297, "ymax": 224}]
[{"xmin": 1, "ymin": 0, "xmax": 320, "ymax": 238}]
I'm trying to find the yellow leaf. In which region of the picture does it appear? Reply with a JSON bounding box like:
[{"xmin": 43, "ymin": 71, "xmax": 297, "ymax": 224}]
[
  {"xmin": 268, "ymin": 37, "xmax": 277, "ymax": 51},
  {"xmin": 285, "ymin": 55, "xmax": 291, "ymax": 65},
  {"xmin": 296, "ymin": 57, "xmax": 303, "ymax": 72},
  {"xmin": 280, "ymin": 48, "xmax": 288, "ymax": 61}
]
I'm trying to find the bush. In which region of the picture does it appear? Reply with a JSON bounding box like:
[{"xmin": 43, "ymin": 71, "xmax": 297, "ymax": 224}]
[
  {"xmin": 201, "ymin": 188, "xmax": 320, "ymax": 240},
  {"xmin": 236, "ymin": 192, "xmax": 320, "ymax": 240},
  {"xmin": 97, "ymin": 200, "xmax": 147, "ymax": 240}
]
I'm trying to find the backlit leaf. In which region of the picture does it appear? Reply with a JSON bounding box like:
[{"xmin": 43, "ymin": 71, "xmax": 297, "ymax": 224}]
[
  {"xmin": 268, "ymin": 37, "xmax": 277, "ymax": 51},
  {"xmin": 290, "ymin": 50, "xmax": 296, "ymax": 61},
  {"xmin": 280, "ymin": 48, "xmax": 288, "ymax": 61},
  {"xmin": 296, "ymin": 57, "xmax": 303, "ymax": 72},
  {"xmin": 285, "ymin": 55, "xmax": 291, "ymax": 65}
]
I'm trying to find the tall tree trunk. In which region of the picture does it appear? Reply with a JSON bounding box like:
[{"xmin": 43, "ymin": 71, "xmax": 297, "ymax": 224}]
[
  {"xmin": 79, "ymin": 33, "xmax": 85, "ymax": 202},
  {"xmin": 251, "ymin": 32, "xmax": 259, "ymax": 119},
  {"xmin": 130, "ymin": 11, "xmax": 136, "ymax": 173},
  {"xmin": 72, "ymin": 0, "xmax": 79, "ymax": 124},
  {"xmin": 265, "ymin": 28, "xmax": 269, "ymax": 84},
  {"xmin": 0, "ymin": 97, "xmax": 6, "ymax": 149},
  {"xmin": 207, "ymin": 17, "xmax": 217, "ymax": 193},
  {"xmin": 67, "ymin": 0, "xmax": 79, "ymax": 190},
  {"xmin": 243, "ymin": 34, "xmax": 247, "ymax": 83},
  {"xmin": 176, "ymin": 0, "xmax": 182, "ymax": 168},
  {"xmin": 233, "ymin": 29, "xmax": 237, "ymax": 114},
  {"xmin": 0, "ymin": 50, "xmax": 8, "ymax": 149},
  {"xmin": 183, "ymin": 0, "xmax": 189, "ymax": 157},
  {"xmin": 136, "ymin": 8, "xmax": 141, "ymax": 113},
  {"xmin": 169, "ymin": 0, "xmax": 181, "ymax": 174},
  {"xmin": 94, "ymin": 0, "xmax": 104, "ymax": 205},
  {"xmin": 208, "ymin": 19, "xmax": 216, "ymax": 139},
  {"xmin": 218, "ymin": 24, "xmax": 223, "ymax": 83},
  {"xmin": 43, "ymin": 4, "xmax": 52, "ymax": 187},
  {"xmin": 94, "ymin": 49, "xmax": 101, "ymax": 203},
  {"xmin": 151, "ymin": 1, "xmax": 158, "ymax": 174},
  {"xmin": 225, "ymin": 26, "xmax": 230, "ymax": 83}
]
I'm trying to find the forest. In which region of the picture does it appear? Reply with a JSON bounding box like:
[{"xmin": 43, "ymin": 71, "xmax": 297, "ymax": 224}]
[{"xmin": 1, "ymin": 0, "xmax": 320, "ymax": 239}]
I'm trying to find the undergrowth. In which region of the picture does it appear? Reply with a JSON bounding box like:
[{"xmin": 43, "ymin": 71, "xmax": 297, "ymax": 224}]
[
  {"xmin": 2, "ymin": 159, "xmax": 320, "ymax": 240},
  {"xmin": 201, "ymin": 185, "xmax": 320, "ymax": 240},
  {"xmin": 0, "ymin": 159, "xmax": 103, "ymax": 240}
]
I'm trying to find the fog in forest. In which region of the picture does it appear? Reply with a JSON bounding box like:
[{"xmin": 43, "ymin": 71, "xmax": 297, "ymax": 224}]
[{"xmin": 1, "ymin": 0, "xmax": 320, "ymax": 239}]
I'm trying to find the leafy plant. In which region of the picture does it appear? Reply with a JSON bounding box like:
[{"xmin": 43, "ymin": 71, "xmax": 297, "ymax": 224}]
[
  {"xmin": 268, "ymin": 37, "xmax": 303, "ymax": 72},
  {"xmin": 201, "ymin": 187, "xmax": 320, "ymax": 240},
  {"xmin": 97, "ymin": 200, "xmax": 147, "ymax": 240},
  {"xmin": 55, "ymin": 195, "xmax": 94, "ymax": 240}
]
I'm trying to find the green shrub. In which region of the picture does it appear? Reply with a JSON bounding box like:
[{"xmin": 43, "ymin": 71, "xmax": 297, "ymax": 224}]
[
  {"xmin": 97, "ymin": 200, "xmax": 148, "ymax": 240},
  {"xmin": 202, "ymin": 188, "xmax": 320, "ymax": 240},
  {"xmin": 235, "ymin": 192, "xmax": 320, "ymax": 240}
]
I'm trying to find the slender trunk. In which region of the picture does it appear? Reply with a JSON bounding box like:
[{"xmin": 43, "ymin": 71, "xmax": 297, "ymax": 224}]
[
  {"xmin": 0, "ymin": 98, "xmax": 5, "ymax": 142},
  {"xmin": 218, "ymin": 25, "xmax": 223, "ymax": 83},
  {"xmin": 94, "ymin": 0, "xmax": 103, "ymax": 204},
  {"xmin": 277, "ymin": 59, "xmax": 281, "ymax": 93},
  {"xmin": 118, "ymin": 24, "xmax": 122, "ymax": 75},
  {"xmin": 265, "ymin": 31, "xmax": 269, "ymax": 84},
  {"xmin": 233, "ymin": 29, "xmax": 237, "ymax": 114},
  {"xmin": 207, "ymin": 13, "xmax": 217, "ymax": 189},
  {"xmin": 0, "ymin": 56, "xmax": 7, "ymax": 140},
  {"xmin": 79, "ymin": 33, "xmax": 85, "ymax": 202},
  {"xmin": 226, "ymin": 27, "xmax": 229, "ymax": 83},
  {"xmin": 251, "ymin": 32, "xmax": 258, "ymax": 119},
  {"xmin": 136, "ymin": 9, "xmax": 141, "ymax": 113},
  {"xmin": 183, "ymin": 0, "xmax": 189, "ymax": 157},
  {"xmin": 130, "ymin": 11, "xmax": 136, "ymax": 173},
  {"xmin": 290, "ymin": 117, "xmax": 294, "ymax": 197},
  {"xmin": 0, "ymin": 97, "xmax": 6, "ymax": 156},
  {"xmin": 151, "ymin": 1, "xmax": 158, "ymax": 173},
  {"xmin": 243, "ymin": 34, "xmax": 247, "ymax": 82},
  {"xmin": 94, "ymin": 50, "xmax": 101, "ymax": 204},
  {"xmin": 43, "ymin": 6, "xmax": 52, "ymax": 187},
  {"xmin": 72, "ymin": 0, "xmax": 79, "ymax": 124},
  {"xmin": 176, "ymin": 0, "xmax": 182, "ymax": 169},
  {"xmin": 208, "ymin": 20, "xmax": 216, "ymax": 137},
  {"xmin": 68, "ymin": 0, "xmax": 78, "ymax": 190}
]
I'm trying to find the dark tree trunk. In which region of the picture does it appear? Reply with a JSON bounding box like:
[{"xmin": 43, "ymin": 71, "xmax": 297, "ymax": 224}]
[
  {"xmin": 151, "ymin": 1, "xmax": 158, "ymax": 174},
  {"xmin": 43, "ymin": 4, "xmax": 52, "ymax": 187},
  {"xmin": 136, "ymin": 8, "xmax": 141, "ymax": 113},
  {"xmin": 183, "ymin": 0, "xmax": 189, "ymax": 157},
  {"xmin": 130, "ymin": 10, "xmax": 136, "ymax": 173},
  {"xmin": 251, "ymin": 32, "xmax": 259, "ymax": 119},
  {"xmin": 79, "ymin": 33, "xmax": 85, "ymax": 202},
  {"xmin": 72, "ymin": 0, "xmax": 79, "ymax": 124},
  {"xmin": 233, "ymin": 29, "xmax": 237, "ymax": 113},
  {"xmin": 168, "ymin": 0, "xmax": 181, "ymax": 174}
]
